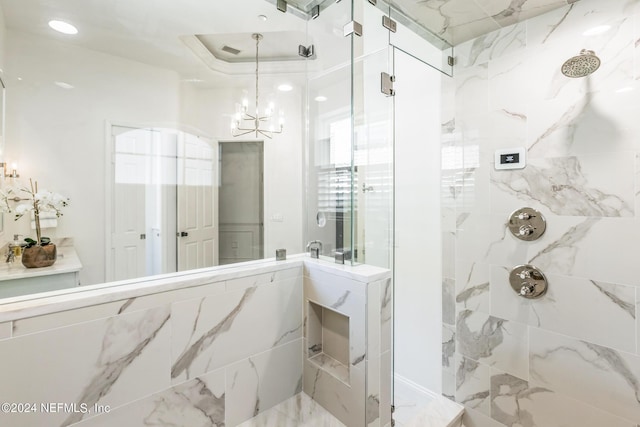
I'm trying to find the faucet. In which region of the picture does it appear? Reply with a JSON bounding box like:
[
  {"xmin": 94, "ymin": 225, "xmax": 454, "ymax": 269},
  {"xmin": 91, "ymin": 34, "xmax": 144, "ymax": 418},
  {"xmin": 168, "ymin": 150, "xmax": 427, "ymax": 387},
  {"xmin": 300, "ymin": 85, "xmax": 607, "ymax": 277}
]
[{"xmin": 306, "ymin": 240, "xmax": 323, "ymax": 259}]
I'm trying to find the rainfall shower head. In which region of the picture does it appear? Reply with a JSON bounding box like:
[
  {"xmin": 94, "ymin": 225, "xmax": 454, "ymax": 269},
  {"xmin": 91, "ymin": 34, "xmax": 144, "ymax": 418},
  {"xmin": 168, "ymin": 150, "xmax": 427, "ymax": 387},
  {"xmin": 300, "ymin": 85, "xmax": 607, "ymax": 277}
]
[{"xmin": 561, "ymin": 49, "xmax": 601, "ymax": 78}]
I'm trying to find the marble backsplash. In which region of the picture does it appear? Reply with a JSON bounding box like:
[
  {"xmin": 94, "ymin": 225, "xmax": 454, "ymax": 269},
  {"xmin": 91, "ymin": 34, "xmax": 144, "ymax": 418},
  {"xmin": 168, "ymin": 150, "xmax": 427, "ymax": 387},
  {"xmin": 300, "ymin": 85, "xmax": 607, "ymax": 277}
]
[{"xmin": 442, "ymin": 0, "xmax": 640, "ymax": 425}]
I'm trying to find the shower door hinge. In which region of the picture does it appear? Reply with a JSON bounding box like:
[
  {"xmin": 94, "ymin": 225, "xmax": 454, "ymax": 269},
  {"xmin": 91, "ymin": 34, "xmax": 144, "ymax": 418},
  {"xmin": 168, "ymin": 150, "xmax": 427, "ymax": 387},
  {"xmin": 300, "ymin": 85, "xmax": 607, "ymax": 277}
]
[
  {"xmin": 344, "ymin": 20, "xmax": 363, "ymax": 37},
  {"xmin": 381, "ymin": 72, "xmax": 395, "ymax": 96},
  {"xmin": 311, "ymin": 4, "xmax": 320, "ymax": 19},
  {"xmin": 277, "ymin": 0, "xmax": 287, "ymax": 12},
  {"xmin": 382, "ymin": 15, "xmax": 397, "ymax": 33},
  {"xmin": 298, "ymin": 44, "xmax": 315, "ymax": 58},
  {"xmin": 447, "ymin": 56, "xmax": 455, "ymax": 66}
]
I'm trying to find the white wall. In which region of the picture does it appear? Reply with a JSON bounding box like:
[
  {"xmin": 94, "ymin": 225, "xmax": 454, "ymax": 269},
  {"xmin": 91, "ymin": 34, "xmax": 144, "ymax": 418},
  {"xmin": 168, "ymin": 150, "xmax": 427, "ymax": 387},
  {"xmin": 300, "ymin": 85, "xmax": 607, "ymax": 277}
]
[
  {"xmin": 5, "ymin": 30, "xmax": 181, "ymax": 286},
  {"xmin": 393, "ymin": 49, "xmax": 443, "ymax": 392}
]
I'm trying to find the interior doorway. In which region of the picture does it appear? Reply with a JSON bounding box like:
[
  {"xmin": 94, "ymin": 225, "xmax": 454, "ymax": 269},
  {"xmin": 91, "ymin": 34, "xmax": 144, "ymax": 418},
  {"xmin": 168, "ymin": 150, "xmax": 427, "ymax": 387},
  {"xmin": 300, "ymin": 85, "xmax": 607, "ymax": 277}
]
[{"xmin": 218, "ymin": 141, "xmax": 264, "ymax": 265}]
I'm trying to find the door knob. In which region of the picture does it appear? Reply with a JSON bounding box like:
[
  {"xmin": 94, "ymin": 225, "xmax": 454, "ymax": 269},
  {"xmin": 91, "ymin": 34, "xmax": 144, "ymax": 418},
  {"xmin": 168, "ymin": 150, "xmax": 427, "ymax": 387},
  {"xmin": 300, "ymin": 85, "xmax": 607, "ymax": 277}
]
[{"xmin": 180, "ymin": 231, "xmax": 189, "ymax": 237}]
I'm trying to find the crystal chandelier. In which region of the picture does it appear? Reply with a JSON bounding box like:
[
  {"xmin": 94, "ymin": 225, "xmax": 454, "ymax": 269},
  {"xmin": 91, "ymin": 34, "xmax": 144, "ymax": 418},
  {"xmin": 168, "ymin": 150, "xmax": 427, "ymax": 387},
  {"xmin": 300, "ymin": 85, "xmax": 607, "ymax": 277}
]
[{"xmin": 231, "ymin": 33, "xmax": 284, "ymax": 139}]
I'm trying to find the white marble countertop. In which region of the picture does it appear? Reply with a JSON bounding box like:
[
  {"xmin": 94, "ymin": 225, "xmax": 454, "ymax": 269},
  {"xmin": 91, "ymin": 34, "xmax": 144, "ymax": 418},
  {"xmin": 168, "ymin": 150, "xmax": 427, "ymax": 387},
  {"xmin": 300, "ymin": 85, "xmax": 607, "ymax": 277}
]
[
  {"xmin": 0, "ymin": 246, "xmax": 82, "ymax": 282},
  {"xmin": 0, "ymin": 253, "xmax": 390, "ymax": 322}
]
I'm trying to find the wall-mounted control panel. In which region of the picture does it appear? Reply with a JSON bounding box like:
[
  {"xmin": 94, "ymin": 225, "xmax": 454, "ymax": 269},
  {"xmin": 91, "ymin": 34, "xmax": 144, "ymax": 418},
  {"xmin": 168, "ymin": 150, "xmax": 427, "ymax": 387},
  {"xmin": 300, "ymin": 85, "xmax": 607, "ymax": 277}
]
[
  {"xmin": 508, "ymin": 207, "xmax": 546, "ymax": 241},
  {"xmin": 494, "ymin": 147, "xmax": 526, "ymax": 170},
  {"xmin": 509, "ymin": 265, "xmax": 548, "ymax": 299}
]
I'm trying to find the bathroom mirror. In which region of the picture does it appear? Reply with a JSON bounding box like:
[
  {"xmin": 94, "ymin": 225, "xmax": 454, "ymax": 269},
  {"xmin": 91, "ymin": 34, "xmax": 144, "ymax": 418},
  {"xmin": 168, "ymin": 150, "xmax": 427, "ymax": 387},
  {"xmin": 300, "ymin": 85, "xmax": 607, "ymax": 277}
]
[{"xmin": 0, "ymin": 0, "xmax": 341, "ymax": 297}]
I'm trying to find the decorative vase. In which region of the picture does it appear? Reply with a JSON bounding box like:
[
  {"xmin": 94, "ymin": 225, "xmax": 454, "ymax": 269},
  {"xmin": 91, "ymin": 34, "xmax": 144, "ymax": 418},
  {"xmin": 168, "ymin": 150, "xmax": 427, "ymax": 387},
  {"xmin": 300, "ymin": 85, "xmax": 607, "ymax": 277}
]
[{"xmin": 22, "ymin": 244, "xmax": 57, "ymax": 268}]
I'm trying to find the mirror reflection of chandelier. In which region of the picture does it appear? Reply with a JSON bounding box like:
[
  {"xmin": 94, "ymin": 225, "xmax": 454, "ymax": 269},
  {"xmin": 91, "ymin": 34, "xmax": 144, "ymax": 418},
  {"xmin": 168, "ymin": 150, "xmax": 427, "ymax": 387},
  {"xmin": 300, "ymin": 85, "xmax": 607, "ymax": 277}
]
[{"xmin": 231, "ymin": 33, "xmax": 284, "ymax": 139}]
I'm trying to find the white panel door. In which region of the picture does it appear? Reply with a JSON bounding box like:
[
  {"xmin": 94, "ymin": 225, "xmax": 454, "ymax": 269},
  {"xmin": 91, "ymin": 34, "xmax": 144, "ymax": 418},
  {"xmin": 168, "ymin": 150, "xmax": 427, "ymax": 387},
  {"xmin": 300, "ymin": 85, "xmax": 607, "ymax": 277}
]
[
  {"xmin": 177, "ymin": 133, "xmax": 218, "ymax": 271},
  {"xmin": 111, "ymin": 126, "xmax": 151, "ymax": 281}
]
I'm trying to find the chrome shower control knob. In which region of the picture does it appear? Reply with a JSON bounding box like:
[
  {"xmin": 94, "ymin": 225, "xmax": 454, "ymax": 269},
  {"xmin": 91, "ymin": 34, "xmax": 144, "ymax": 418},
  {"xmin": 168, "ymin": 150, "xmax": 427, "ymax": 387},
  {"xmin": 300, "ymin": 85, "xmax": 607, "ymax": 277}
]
[
  {"xmin": 520, "ymin": 283, "xmax": 535, "ymax": 296},
  {"xmin": 508, "ymin": 208, "xmax": 546, "ymax": 241},
  {"xmin": 519, "ymin": 225, "xmax": 534, "ymax": 236},
  {"xmin": 509, "ymin": 265, "xmax": 548, "ymax": 299},
  {"xmin": 518, "ymin": 270, "xmax": 531, "ymax": 280}
]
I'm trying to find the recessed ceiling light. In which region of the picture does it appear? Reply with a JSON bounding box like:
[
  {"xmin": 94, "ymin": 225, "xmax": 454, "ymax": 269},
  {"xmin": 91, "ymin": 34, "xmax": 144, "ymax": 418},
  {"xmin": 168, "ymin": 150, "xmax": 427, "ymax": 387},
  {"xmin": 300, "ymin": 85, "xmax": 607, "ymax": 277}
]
[
  {"xmin": 314, "ymin": 95, "xmax": 327, "ymax": 102},
  {"xmin": 182, "ymin": 78, "xmax": 204, "ymax": 83},
  {"xmin": 278, "ymin": 84, "xmax": 293, "ymax": 92},
  {"xmin": 48, "ymin": 20, "xmax": 78, "ymax": 35},
  {"xmin": 582, "ymin": 25, "xmax": 611, "ymax": 36},
  {"xmin": 54, "ymin": 81, "xmax": 74, "ymax": 89},
  {"xmin": 258, "ymin": 15, "xmax": 268, "ymax": 21}
]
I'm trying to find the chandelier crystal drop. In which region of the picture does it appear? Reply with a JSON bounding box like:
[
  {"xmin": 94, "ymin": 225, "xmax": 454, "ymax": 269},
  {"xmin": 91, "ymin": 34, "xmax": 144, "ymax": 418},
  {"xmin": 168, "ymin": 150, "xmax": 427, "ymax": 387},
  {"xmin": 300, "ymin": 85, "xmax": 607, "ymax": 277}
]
[{"xmin": 231, "ymin": 33, "xmax": 284, "ymax": 139}]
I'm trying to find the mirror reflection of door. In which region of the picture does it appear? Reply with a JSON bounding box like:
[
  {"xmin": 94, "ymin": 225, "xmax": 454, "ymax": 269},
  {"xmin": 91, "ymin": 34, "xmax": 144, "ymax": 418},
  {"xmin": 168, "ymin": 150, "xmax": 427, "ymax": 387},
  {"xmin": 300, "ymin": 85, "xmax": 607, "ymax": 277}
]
[
  {"xmin": 111, "ymin": 126, "xmax": 158, "ymax": 281},
  {"xmin": 176, "ymin": 133, "xmax": 218, "ymax": 271},
  {"xmin": 218, "ymin": 141, "xmax": 264, "ymax": 265},
  {"xmin": 110, "ymin": 125, "xmax": 218, "ymax": 281}
]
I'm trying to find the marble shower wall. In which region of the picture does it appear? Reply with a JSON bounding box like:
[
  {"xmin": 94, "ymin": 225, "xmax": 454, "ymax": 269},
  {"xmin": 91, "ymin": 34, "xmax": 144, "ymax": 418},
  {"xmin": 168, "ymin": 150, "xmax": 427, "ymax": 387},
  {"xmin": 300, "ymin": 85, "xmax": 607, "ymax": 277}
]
[
  {"xmin": 442, "ymin": 0, "xmax": 640, "ymax": 425},
  {"xmin": 0, "ymin": 265, "xmax": 304, "ymax": 427}
]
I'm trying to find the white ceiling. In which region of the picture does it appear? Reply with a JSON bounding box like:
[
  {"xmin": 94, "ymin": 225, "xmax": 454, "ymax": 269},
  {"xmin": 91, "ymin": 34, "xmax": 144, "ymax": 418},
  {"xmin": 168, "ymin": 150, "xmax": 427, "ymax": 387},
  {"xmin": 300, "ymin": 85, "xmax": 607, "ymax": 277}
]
[{"xmin": 0, "ymin": 0, "xmax": 579, "ymax": 84}]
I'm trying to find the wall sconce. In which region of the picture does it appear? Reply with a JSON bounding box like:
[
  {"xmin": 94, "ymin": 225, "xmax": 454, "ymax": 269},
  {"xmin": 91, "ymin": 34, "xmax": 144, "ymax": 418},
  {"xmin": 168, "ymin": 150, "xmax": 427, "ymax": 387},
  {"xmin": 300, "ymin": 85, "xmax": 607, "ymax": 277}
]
[{"xmin": 1, "ymin": 162, "xmax": 19, "ymax": 178}]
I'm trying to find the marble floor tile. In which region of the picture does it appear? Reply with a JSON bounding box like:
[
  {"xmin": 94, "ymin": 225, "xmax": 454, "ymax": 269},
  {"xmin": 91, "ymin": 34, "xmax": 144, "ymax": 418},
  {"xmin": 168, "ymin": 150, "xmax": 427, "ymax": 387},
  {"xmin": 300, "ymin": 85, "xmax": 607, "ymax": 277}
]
[
  {"xmin": 236, "ymin": 393, "xmax": 345, "ymax": 427},
  {"xmin": 393, "ymin": 377, "xmax": 463, "ymax": 427}
]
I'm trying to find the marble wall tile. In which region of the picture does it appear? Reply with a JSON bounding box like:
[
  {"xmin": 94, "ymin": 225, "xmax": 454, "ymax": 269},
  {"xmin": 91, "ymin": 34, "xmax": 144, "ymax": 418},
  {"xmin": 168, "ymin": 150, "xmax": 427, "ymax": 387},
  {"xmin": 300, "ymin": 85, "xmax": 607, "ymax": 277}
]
[
  {"xmin": 637, "ymin": 289, "xmax": 640, "ymax": 355},
  {"xmin": 0, "ymin": 321, "xmax": 11, "ymax": 340},
  {"xmin": 226, "ymin": 267, "xmax": 301, "ymax": 292},
  {"xmin": 635, "ymin": 12, "xmax": 640, "ymax": 80},
  {"xmin": 380, "ymin": 278, "xmax": 392, "ymax": 353},
  {"xmin": 303, "ymin": 359, "xmax": 366, "ymax": 427},
  {"xmin": 485, "ymin": 214, "xmax": 640, "ymax": 286},
  {"xmin": 523, "ymin": 381, "xmax": 635, "ymax": 427},
  {"xmin": 456, "ymin": 262, "xmax": 490, "ymax": 315},
  {"xmin": 491, "ymin": 266, "xmax": 636, "ymax": 353},
  {"xmin": 526, "ymin": 0, "xmax": 633, "ymax": 48},
  {"xmin": 454, "ymin": 21, "xmax": 526, "ymax": 68},
  {"xmin": 489, "ymin": 368, "xmax": 636, "ymax": 427},
  {"xmin": 442, "ymin": 231, "xmax": 456, "ymax": 279},
  {"xmin": 442, "ymin": 371, "xmax": 456, "ymax": 401},
  {"xmin": 225, "ymin": 339, "xmax": 303, "ymax": 427},
  {"xmin": 171, "ymin": 276, "xmax": 302, "ymax": 383},
  {"xmin": 461, "ymin": 406, "xmax": 505, "ymax": 427},
  {"xmin": 488, "ymin": 53, "xmax": 530, "ymax": 115},
  {"xmin": 443, "ymin": 277, "xmax": 456, "ymax": 325},
  {"xmin": 491, "ymin": 153, "xmax": 635, "ymax": 217},
  {"xmin": 529, "ymin": 327, "xmax": 640, "ymax": 421},
  {"xmin": 455, "ymin": 354, "xmax": 490, "ymax": 416},
  {"xmin": 380, "ymin": 350, "xmax": 392, "ymax": 427},
  {"xmin": 75, "ymin": 369, "xmax": 225, "ymax": 427},
  {"xmin": 367, "ymin": 280, "xmax": 381, "ymax": 358},
  {"xmin": 304, "ymin": 273, "xmax": 366, "ymax": 370},
  {"xmin": 12, "ymin": 281, "xmax": 226, "ymax": 337},
  {"xmin": 455, "ymin": 63, "xmax": 489, "ymax": 117},
  {"xmin": 366, "ymin": 355, "xmax": 381, "ymax": 427},
  {"xmin": 0, "ymin": 306, "xmax": 171, "ymax": 427},
  {"xmin": 442, "ymin": 324, "xmax": 456, "ymax": 374},
  {"xmin": 304, "ymin": 266, "xmax": 367, "ymax": 296},
  {"xmin": 456, "ymin": 309, "xmax": 529, "ymax": 379},
  {"xmin": 636, "ymin": 152, "xmax": 640, "ymax": 217}
]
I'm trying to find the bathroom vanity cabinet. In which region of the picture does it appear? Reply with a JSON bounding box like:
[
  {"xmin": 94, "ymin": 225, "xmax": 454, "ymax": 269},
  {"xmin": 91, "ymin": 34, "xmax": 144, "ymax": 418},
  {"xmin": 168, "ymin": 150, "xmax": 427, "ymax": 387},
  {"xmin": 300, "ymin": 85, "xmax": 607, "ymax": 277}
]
[{"xmin": 0, "ymin": 247, "xmax": 82, "ymax": 298}]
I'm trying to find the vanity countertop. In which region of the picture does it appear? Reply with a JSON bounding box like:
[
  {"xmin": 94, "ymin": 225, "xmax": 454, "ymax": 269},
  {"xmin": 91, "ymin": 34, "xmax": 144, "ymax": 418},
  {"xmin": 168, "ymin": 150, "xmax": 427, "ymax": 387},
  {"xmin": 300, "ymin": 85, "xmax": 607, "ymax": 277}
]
[{"xmin": 0, "ymin": 246, "xmax": 82, "ymax": 282}]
